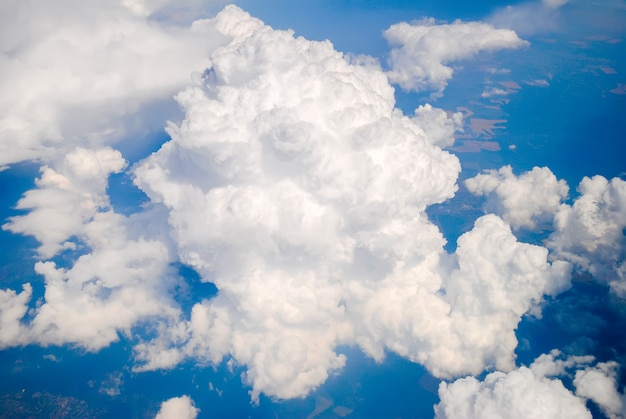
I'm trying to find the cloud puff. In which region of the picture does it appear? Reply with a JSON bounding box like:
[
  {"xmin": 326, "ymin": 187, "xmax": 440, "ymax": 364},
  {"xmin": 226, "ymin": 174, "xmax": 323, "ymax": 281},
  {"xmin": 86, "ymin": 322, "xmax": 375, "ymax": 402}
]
[
  {"xmin": 465, "ymin": 165, "xmax": 569, "ymax": 230},
  {"xmin": 132, "ymin": 6, "xmax": 571, "ymax": 401},
  {"xmin": 574, "ymin": 361, "xmax": 626, "ymax": 419},
  {"xmin": 155, "ymin": 395, "xmax": 199, "ymax": 419},
  {"xmin": 0, "ymin": 0, "xmax": 228, "ymax": 168},
  {"xmin": 0, "ymin": 147, "xmax": 181, "ymax": 351},
  {"xmin": 3, "ymin": 147, "xmax": 127, "ymax": 258},
  {"xmin": 467, "ymin": 167, "xmax": 626, "ymax": 296},
  {"xmin": 384, "ymin": 19, "xmax": 528, "ymax": 96},
  {"xmin": 548, "ymin": 176, "xmax": 626, "ymax": 297},
  {"xmin": 435, "ymin": 350, "xmax": 614, "ymax": 419}
]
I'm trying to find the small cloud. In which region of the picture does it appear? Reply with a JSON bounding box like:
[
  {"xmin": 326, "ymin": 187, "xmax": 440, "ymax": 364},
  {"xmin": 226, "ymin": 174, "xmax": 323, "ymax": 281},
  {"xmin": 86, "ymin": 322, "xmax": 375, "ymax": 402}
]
[
  {"xmin": 486, "ymin": 67, "xmax": 512, "ymax": 75},
  {"xmin": 42, "ymin": 354, "xmax": 59, "ymax": 362},
  {"xmin": 524, "ymin": 79, "xmax": 550, "ymax": 87},
  {"xmin": 99, "ymin": 372, "xmax": 124, "ymax": 397},
  {"xmin": 155, "ymin": 395, "xmax": 199, "ymax": 419},
  {"xmin": 499, "ymin": 80, "xmax": 522, "ymax": 89},
  {"xmin": 481, "ymin": 87, "xmax": 510, "ymax": 98}
]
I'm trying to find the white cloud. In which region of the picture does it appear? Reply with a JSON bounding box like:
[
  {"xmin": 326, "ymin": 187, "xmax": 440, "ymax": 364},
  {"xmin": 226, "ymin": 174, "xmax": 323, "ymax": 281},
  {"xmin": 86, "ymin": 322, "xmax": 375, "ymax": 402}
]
[
  {"xmin": 0, "ymin": 284, "xmax": 32, "ymax": 348},
  {"xmin": 132, "ymin": 7, "xmax": 571, "ymax": 401},
  {"xmin": 0, "ymin": 3, "xmax": 588, "ymax": 406},
  {"xmin": 384, "ymin": 19, "xmax": 528, "ymax": 96},
  {"xmin": 3, "ymin": 147, "xmax": 127, "ymax": 258},
  {"xmin": 574, "ymin": 361, "xmax": 626, "ymax": 419},
  {"xmin": 467, "ymin": 168, "xmax": 626, "ymax": 296},
  {"xmin": 0, "ymin": 0, "xmax": 229, "ymax": 168},
  {"xmin": 1, "ymin": 148, "xmax": 181, "ymax": 351},
  {"xmin": 435, "ymin": 350, "xmax": 608, "ymax": 419},
  {"xmin": 548, "ymin": 176, "xmax": 626, "ymax": 296},
  {"xmin": 155, "ymin": 395, "xmax": 199, "ymax": 419},
  {"xmin": 465, "ymin": 166, "xmax": 569, "ymax": 229},
  {"xmin": 481, "ymin": 87, "xmax": 511, "ymax": 98},
  {"xmin": 413, "ymin": 104, "xmax": 464, "ymax": 148}
]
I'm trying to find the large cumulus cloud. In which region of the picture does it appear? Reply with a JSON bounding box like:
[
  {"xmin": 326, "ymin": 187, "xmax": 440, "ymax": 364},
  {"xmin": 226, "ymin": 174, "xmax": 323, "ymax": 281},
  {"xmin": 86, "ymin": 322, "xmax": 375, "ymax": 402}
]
[{"xmin": 132, "ymin": 6, "xmax": 571, "ymax": 401}]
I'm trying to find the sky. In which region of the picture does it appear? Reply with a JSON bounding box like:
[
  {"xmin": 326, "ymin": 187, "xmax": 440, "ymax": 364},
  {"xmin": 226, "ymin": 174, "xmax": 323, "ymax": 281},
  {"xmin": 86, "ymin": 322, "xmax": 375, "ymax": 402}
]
[{"xmin": 0, "ymin": 0, "xmax": 625, "ymax": 418}]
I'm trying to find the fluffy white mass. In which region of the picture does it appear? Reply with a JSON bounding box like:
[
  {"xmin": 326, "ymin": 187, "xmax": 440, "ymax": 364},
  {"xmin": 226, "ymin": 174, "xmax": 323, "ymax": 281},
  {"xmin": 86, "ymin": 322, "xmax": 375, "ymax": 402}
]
[
  {"xmin": 384, "ymin": 19, "xmax": 528, "ymax": 96},
  {"xmin": 465, "ymin": 165, "xmax": 569, "ymax": 229},
  {"xmin": 155, "ymin": 395, "xmax": 199, "ymax": 419},
  {"xmin": 467, "ymin": 167, "xmax": 626, "ymax": 296},
  {"xmin": 0, "ymin": 147, "xmax": 180, "ymax": 350},
  {"xmin": 132, "ymin": 6, "xmax": 571, "ymax": 401},
  {"xmin": 574, "ymin": 361, "xmax": 626, "ymax": 419},
  {"xmin": 548, "ymin": 176, "xmax": 626, "ymax": 296},
  {"xmin": 0, "ymin": 0, "xmax": 228, "ymax": 168},
  {"xmin": 435, "ymin": 350, "xmax": 621, "ymax": 419}
]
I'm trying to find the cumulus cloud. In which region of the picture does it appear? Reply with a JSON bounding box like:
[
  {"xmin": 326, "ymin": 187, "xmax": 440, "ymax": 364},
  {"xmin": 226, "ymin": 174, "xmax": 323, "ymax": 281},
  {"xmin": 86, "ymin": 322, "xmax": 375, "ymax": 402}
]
[
  {"xmin": 155, "ymin": 395, "xmax": 199, "ymax": 419},
  {"xmin": 574, "ymin": 361, "xmax": 626, "ymax": 419},
  {"xmin": 0, "ymin": 0, "xmax": 229, "ymax": 168},
  {"xmin": 0, "ymin": 2, "xmax": 586, "ymax": 405},
  {"xmin": 467, "ymin": 167, "xmax": 626, "ymax": 296},
  {"xmin": 435, "ymin": 350, "xmax": 618, "ymax": 419},
  {"xmin": 131, "ymin": 6, "xmax": 571, "ymax": 401},
  {"xmin": 3, "ymin": 147, "xmax": 127, "ymax": 258},
  {"xmin": 548, "ymin": 176, "xmax": 626, "ymax": 296},
  {"xmin": 384, "ymin": 19, "xmax": 528, "ymax": 96},
  {"xmin": 465, "ymin": 165, "xmax": 569, "ymax": 230}
]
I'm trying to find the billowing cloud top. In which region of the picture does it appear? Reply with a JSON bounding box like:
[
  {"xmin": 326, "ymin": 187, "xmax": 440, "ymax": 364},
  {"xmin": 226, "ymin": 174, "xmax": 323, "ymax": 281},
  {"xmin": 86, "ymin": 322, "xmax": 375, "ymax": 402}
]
[{"xmin": 131, "ymin": 5, "xmax": 570, "ymax": 401}]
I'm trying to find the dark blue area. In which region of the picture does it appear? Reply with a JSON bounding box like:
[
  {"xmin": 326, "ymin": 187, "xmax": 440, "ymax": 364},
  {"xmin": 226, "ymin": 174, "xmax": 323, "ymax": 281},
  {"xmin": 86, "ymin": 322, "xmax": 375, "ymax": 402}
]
[
  {"xmin": 173, "ymin": 263, "xmax": 219, "ymax": 318},
  {"xmin": 0, "ymin": 163, "xmax": 42, "ymax": 296},
  {"xmin": 106, "ymin": 171, "xmax": 151, "ymax": 216}
]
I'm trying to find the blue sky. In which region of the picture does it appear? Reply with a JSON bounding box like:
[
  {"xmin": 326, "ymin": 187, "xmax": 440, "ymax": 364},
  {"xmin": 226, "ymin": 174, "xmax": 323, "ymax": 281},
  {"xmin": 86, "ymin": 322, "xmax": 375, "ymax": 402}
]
[{"xmin": 0, "ymin": 0, "xmax": 625, "ymax": 418}]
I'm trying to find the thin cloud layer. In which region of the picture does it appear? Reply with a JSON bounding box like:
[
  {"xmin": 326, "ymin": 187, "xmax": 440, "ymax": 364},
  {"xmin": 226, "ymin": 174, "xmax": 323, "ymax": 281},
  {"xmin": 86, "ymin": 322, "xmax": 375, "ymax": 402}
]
[
  {"xmin": 132, "ymin": 6, "xmax": 571, "ymax": 401},
  {"xmin": 435, "ymin": 350, "xmax": 623, "ymax": 419},
  {"xmin": 384, "ymin": 19, "xmax": 528, "ymax": 96}
]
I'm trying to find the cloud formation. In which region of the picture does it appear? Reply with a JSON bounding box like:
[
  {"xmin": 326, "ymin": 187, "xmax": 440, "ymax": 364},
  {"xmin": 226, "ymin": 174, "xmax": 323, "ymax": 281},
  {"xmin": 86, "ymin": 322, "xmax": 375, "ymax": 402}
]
[
  {"xmin": 468, "ymin": 166, "xmax": 626, "ymax": 296},
  {"xmin": 0, "ymin": 2, "xmax": 611, "ymax": 408},
  {"xmin": 548, "ymin": 176, "xmax": 626, "ymax": 297},
  {"xmin": 384, "ymin": 19, "xmax": 528, "ymax": 96},
  {"xmin": 465, "ymin": 165, "xmax": 568, "ymax": 230},
  {"xmin": 0, "ymin": 147, "xmax": 180, "ymax": 351},
  {"xmin": 131, "ymin": 6, "xmax": 571, "ymax": 401},
  {"xmin": 0, "ymin": 0, "xmax": 228, "ymax": 168},
  {"xmin": 435, "ymin": 350, "xmax": 623, "ymax": 419},
  {"xmin": 155, "ymin": 395, "xmax": 199, "ymax": 419}
]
